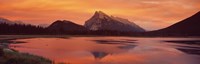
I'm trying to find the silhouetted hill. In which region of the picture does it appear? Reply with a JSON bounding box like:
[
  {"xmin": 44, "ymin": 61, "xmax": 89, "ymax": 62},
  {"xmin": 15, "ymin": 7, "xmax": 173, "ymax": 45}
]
[
  {"xmin": 148, "ymin": 11, "xmax": 200, "ymax": 36},
  {"xmin": 48, "ymin": 20, "xmax": 88, "ymax": 34}
]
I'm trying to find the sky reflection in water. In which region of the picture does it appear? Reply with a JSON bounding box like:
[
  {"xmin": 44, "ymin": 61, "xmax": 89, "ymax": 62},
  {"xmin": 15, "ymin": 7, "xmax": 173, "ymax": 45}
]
[{"xmin": 10, "ymin": 37, "xmax": 200, "ymax": 64}]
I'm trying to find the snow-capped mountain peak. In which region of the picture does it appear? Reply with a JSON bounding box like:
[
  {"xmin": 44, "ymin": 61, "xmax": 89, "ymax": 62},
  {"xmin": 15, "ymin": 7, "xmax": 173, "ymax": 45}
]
[
  {"xmin": 84, "ymin": 11, "xmax": 145, "ymax": 32},
  {"xmin": 93, "ymin": 11, "xmax": 110, "ymax": 19}
]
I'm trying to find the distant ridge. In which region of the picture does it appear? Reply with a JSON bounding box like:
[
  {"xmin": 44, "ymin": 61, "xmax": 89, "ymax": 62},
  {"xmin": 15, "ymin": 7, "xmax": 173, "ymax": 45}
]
[
  {"xmin": 0, "ymin": 17, "xmax": 16, "ymax": 24},
  {"xmin": 0, "ymin": 17, "xmax": 26, "ymax": 25}
]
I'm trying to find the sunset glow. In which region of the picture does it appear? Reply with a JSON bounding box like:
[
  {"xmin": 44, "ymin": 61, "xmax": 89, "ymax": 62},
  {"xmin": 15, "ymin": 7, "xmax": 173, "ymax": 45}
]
[{"xmin": 0, "ymin": 0, "xmax": 199, "ymax": 30}]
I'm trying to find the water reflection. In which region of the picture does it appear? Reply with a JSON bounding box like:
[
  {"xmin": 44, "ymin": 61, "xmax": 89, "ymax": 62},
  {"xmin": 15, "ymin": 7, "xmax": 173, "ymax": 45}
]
[
  {"xmin": 118, "ymin": 45, "xmax": 136, "ymax": 49},
  {"xmin": 165, "ymin": 40, "xmax": 200, "ymax": 45},
  {"xmin": 8, "ymin": 37, "xmax": 200, "ymax": 64},
  {"xmin": 94, "ymin": 39, "xmax": 136, "ymax": 44},
  {"xmin": 91, "ymin": 51, "xmax": 109, "ymax": 60},
  {"xmin": 93, "ymin": 39, "xmax": 137, "ymax": 50},
  {"xmin": 165, "ymin": 40, "xmax": 200, "ymax": 55}
]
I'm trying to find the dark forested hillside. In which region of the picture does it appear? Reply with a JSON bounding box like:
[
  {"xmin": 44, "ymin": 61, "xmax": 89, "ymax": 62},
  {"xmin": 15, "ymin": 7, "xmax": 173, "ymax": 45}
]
[
  {"xmin": 146, "ymin": 11, "xmax": 200, "ymax": 37},
  {"xmin": 0, "ymin": 23, "xmax": 48, "ymax": 35}
]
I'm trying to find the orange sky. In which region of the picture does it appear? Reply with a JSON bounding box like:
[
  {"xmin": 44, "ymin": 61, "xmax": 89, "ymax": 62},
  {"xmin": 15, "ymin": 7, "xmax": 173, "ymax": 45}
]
[{"xmin": 0, "ymin": 0, "xmax": 199, "ymax": 30}]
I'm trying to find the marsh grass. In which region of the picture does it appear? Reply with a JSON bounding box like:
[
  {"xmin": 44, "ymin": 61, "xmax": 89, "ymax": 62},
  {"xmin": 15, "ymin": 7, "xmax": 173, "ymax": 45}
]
[{"xmin": 0, "ymin": 48, "xmax": 52, "ymax": 64}]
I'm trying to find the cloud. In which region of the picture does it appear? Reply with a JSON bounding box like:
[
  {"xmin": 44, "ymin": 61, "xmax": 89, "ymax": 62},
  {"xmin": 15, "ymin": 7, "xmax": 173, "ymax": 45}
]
[{"xmin": 0, "ymin": 0, "xmax": 199, "ymax": 30}]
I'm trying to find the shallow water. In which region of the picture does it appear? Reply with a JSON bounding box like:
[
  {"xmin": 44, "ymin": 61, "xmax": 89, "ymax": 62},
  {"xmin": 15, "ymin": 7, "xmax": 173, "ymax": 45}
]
[{"xmin": 9, "ymin": 37, "xmax": 200, "ymax": 64}]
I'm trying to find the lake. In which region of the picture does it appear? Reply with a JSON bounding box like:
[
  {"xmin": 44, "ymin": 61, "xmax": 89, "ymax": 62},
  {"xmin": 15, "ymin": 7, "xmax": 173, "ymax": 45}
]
[{"xmin": 9, "ymin": 37, "xmax": 200, "ymax": 64}]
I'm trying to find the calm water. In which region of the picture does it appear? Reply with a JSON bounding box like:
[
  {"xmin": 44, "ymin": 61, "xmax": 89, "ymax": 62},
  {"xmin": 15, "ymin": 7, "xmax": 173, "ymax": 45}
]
[{"xmin": 9, "ymin": 37, "xmax": 200, "ymax": 64}]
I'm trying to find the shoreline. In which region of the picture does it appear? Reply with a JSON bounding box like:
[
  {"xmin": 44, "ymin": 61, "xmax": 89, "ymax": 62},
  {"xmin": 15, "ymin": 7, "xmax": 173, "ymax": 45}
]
[
  {"xmin": 0, "ymin": 46, "xmax": 52, "ymax": 64},
  {"xmin": 0, "ymin": 35, "xmax": 54, "ymax": 64}
]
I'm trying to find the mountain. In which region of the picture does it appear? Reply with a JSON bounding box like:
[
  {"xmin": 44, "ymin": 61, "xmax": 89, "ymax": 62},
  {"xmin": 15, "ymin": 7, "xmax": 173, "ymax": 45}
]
[
  {"xmin": 0, "ymin": 17, "xmax": 15, "ymax": 24},
  {"xmin": 150, "ymin": 11, "xmax": 200, "ymax": 36},
  {"xmin": 48, "ymin": 20, "xmax": 87, "ymax": 34},
  {"xmin": 84, "ymin": 11, "xmax": 145, "ymax": 32},
  {"xmin": 0, "ymin": 17, "xmax": 27, "ymax": 25}
]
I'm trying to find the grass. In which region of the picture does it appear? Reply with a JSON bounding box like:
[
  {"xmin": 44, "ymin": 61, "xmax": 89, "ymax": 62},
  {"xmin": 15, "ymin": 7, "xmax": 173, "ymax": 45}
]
[
  {"xmin": 0, "ymin": 48, "xmax": 52, "ymax": 64},
  {"xmin": 0, "ymin": 35, "xmax": 55, "ymax": 64}
]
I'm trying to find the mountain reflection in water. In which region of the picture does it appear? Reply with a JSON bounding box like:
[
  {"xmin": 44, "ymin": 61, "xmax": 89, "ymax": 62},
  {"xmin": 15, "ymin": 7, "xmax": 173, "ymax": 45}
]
[{"xmin": 9, "ymin": 37, "xmax": 200, "ymax": 64}]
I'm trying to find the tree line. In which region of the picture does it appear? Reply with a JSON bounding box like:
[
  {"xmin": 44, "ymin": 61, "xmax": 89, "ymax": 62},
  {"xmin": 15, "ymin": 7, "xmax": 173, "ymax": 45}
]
[
  {"xmin": 0, "ymin": 23, "xmax": 48, "ymax": 35},
  {"xmin": 0, "ymin": 23, "xmax": 142, "ymax": 36}
]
